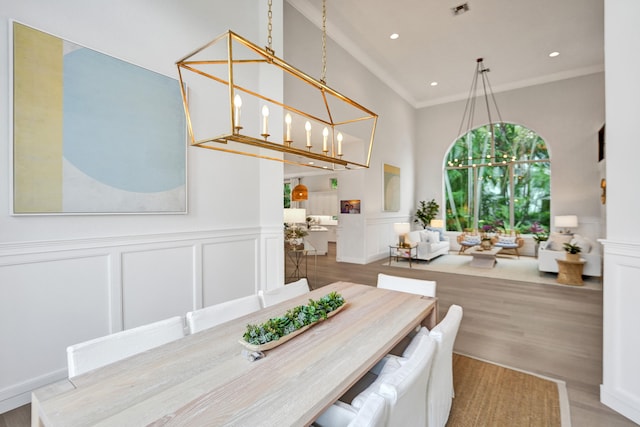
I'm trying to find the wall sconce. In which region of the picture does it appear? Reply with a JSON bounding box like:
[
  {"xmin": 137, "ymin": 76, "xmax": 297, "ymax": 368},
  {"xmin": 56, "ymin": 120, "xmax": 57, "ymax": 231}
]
[{"xmin": 601, "ymin": 178, "xmax": 606, "ymax": 204}]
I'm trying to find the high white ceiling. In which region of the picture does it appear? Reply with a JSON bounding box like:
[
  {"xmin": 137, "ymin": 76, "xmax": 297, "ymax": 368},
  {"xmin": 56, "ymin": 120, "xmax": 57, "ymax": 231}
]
[{"xmin": 288, "ymin": 0, "xmax": 604, "ymax": 109}]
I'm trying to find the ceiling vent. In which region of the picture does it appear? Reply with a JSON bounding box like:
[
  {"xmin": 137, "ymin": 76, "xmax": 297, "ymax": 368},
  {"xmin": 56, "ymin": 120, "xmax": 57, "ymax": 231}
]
[{"xmin": 452, "ymin": 3, "xmax": 470, "ymax": 16}]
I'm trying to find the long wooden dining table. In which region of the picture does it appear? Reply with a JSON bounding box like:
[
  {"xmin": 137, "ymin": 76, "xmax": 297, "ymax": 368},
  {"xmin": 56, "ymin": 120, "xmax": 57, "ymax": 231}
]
[{"xmin": 32, "ymin": 281, "xmax": 437, "ymax": 426}]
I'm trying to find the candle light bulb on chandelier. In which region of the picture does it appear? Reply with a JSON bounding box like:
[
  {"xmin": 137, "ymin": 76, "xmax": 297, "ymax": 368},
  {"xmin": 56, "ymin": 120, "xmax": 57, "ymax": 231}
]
[
  {"xmin": 337, "ymin": 132, "xmax": 343, "ymax": 156},
  {"xmin": 305, "ymin": 121, "xmax": 312, "ymax": 148},
  {"xmin": 233, "ymin": 94, "xmax": 242, "ymax": 129},
  {"xmin": 285, "ymin": 113, "xmax": 292, "ymax": 142},
  {"xmin": 261, "ymin": 105, "xmax": 269, "ymax": 137},
  {"xmin": 322, "ymin": 127, "xmax": 329, "ymax": 153}
]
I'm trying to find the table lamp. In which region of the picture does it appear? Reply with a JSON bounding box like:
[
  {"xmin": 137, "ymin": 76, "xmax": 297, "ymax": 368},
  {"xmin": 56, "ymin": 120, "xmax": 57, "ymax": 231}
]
[
  {"xmin": 393, "ymin": 222, "xmax": 411, "ymax": 247},
  {"xmin": 430, "ymin": 219, "xmax": 444, "ymax": 229},
  {"xmin": 284, "ymin": 208, "xmax": 306, "ymax": 225},
  {"xmin": 554, "ymin": 215, "xmax": 578, "ymax": 234}
]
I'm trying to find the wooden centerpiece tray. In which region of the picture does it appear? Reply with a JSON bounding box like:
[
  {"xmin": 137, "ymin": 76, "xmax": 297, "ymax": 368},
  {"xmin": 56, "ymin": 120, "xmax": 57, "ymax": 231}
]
[{"xmin": 239, "ymin": 303, "xmax": 347, "ymax": 352}]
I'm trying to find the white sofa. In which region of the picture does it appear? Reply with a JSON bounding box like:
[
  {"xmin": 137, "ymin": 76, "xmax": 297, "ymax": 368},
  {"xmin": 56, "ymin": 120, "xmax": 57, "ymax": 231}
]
[
  {"xmin": 538, "ymin": 233, "xmax": 602, "ymax": 277},
  {"xmin": 405, "ymin": 229, "xmax": 450, "ymax": 262}
]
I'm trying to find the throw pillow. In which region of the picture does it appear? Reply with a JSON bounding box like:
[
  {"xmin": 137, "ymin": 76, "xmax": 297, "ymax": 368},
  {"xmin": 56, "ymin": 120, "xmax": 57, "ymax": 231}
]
[
  {"xmin": 425, "ymin": 231, "xmax": 439, "ymax": 243},
  {"xmin": 545, "ymin": 232, "xmax": 572, "ymax": 251},
  {"xmin": 426, "ymin": 226, "xmax": 445, "ymax": 241},
  {"xmin": 419, "ymin": 231, "xmax": 430, "ymax": 243},
  {"xmin": 570, "ymin": 234, "xmax": 592, "ymax": 253},
  {"xmin": 498, "ymin": 236, "xmax": 516, "ymax": 244},
  {"xmin": 463, "ymin": 235, "xmax": 481, "ymax": 245}
]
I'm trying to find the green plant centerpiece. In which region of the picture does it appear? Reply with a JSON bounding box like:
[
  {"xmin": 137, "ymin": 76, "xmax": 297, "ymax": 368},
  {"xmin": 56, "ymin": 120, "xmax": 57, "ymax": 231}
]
[
  {"xmin": 414, "ymin": 199, "xmax": 440, "ymax": 229},
  {"xmin": 242, "ymin": 291, "xmax": 346, "ymax": 350}
]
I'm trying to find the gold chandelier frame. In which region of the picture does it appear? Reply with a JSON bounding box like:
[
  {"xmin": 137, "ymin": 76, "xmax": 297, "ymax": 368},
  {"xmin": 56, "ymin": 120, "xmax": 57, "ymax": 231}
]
[{"xmin": 176, "ymin": 13, "xmax": 378, "ymax": 170}]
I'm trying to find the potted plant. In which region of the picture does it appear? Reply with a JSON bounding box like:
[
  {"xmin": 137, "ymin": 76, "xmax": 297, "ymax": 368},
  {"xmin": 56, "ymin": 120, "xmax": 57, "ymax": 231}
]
[
  {"xmin": 529, "ymin": 222, "xmax": 548, "ymax": 257},
  {"xmin": 284, "ymin": 225, "xmax": 308, "ymax": 249},
  {"xmin": 414, "ymin": 199, "xmax": 440, "ymax": 229},
  {"xmin": 563, "ymin": 242, "xmax": 582, "ymax": 262}
]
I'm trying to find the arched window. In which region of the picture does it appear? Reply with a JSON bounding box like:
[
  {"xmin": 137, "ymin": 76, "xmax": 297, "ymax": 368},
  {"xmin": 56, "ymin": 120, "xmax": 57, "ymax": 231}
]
[{"xmin": 444, "ymin": 123, "xmax": 550, "ymax": 233}]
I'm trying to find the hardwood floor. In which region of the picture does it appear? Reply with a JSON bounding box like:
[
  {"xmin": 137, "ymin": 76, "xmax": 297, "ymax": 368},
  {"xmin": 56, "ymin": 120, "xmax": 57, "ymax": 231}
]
[
  {"xmin": 4, "ymin": 244, "xmax": 636, "ymax": 426},
  {"xmin": 308, "ymin": 243, "xmax": 637, "ymax": 427}
]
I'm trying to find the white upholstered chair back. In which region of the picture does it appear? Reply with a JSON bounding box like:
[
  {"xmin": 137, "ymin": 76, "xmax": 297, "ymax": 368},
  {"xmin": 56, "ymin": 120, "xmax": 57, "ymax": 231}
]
[
  {"xmin": 66, "ymin": 316, "xmax": 185, "ymax": 378},
  {"xmin": 313, "ymin": 391, "xmax": 387, "ymax": 427},
  {"xmin": 377, "ymin": 273, "xmax": 437, "ymax": 297},
  {"xmin": 427, "ymin": 304, "xmax": 464, "ymax": 427},
  {"xmin": 186, "ymin": 295, "xmax": 262, "ymax": 334},
  {"xmin": 352, "ymin": 332, "xmax": 436, "ymax": 426},
  {"xmin": 378, "ymin": 333, "xmax": 437, "ymax": 426},
  {"xmin": 258, "ymin": 278, "xmax": 310, "ymax": 307}
]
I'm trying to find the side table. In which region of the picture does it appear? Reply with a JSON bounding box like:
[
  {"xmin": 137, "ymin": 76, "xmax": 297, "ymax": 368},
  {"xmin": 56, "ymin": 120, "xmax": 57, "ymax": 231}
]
[
  {"xmin": 556, "ymin": 258, "xmax": 586, "ymax": 286},
  {"xmin": 285, "ymin": 241, "xmax": 317, "ymax": 289},
  {"xmin": 389, "ymin": 244, "xmax": 417, "ymax": 268}
]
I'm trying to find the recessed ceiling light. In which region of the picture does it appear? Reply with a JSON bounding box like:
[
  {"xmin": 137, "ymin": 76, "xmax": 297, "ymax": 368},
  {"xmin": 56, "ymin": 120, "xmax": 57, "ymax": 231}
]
[
  {"xmin": 390, "ymin": 33, "xmax": 399, "ymax": 40},
  {"xmin": 549, "ymin": 51, "xmax": 560, "ymax": 57},
  {"xmin": 430, "ymin": 81, "xmax": 438, "ymax": 87}
]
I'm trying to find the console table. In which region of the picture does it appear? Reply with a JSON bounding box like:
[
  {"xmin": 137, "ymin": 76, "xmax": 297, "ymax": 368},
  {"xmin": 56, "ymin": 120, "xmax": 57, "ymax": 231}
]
[{"xmin": 285, "ymin": 241, "xmax": 317, "ymax": 288}]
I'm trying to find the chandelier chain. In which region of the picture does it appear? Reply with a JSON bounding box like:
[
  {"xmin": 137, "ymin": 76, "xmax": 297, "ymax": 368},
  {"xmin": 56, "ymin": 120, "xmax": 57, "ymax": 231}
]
[
  {"xmin": 321, "ymin": 0, "xmax": 327, "ymax": 83},
  {"xmin": 267, "ymin": 0, "xmax": 274, "ymax": 54}
]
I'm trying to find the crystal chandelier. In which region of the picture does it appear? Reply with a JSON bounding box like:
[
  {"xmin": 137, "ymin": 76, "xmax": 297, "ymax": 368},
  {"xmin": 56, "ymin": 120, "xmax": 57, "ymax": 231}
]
[{"xmin": 176, "ymin": 0, "xmax": 378, "ymax": 170}]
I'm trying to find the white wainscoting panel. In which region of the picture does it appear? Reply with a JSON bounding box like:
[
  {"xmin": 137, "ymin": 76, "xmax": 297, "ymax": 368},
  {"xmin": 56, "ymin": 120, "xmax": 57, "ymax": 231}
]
[
  {"xmin": 365, "ymin": 216, "xmax": 411, "ymax": 264},
  {"xmin": 601, "ymin": 240, "xmax": 640, "ymax": 424},
  {"xmin": 262, "ymin": 234, "xmax": 284, "ymax": 291},
  {"xmin": 122, "ymin": 245, "xmax": 196, "ymax": 329},
  {"xmin": 0, "ymin": 227, "xmax": 278, "ymax": 413},
  {"xmin": 0, "ymin": 254, "xmax": 111, "ymax": 412},
  {"xmin": 202, "ymin": 239, "xmax": 257, "ymax": 306}
]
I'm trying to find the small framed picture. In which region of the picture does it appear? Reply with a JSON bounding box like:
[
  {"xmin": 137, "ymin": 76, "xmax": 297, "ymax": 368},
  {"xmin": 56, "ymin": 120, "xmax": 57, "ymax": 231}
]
[{"xmin": 340, "ymin": 200, "xmax": 361, "ymax": 214}]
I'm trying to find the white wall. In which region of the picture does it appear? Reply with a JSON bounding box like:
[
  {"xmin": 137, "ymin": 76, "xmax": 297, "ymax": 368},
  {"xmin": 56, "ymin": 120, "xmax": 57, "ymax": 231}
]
[
  {"xmin": 0, "ymin": 0, "xmax": 285, "ymax": 412},
  {"xmin": 285, "ymin": 4, "xmax": 417, "ymax": 264},
  {"xmin": 600, "ymin": 0, "xmax": 640, "ymax": 423},
  {"xmin": 415, "ymin": 73, "xmax": 606, "ymax": 241}
]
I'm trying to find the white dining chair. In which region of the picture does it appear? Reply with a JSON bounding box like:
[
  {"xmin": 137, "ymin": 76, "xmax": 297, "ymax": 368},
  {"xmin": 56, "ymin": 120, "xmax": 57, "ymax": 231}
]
[
  {"xmin": 351, "ymin": 332, "xmax": 437, "ymax": 427},
  {"xmin": 66, "ymin": 316, "xmax": 185, "ymax": 378},
  {"xmin": 377, "ymin": 273, "xmax": 437, "ymax": 297},
  {"xmin": 258, "ymin": 278, "xmax": 310, "ymax": 307},
  {"xmin": 426, "ymin": 304, "xmax": 463, "ymax": 427},
  {"xmin": 186, "ymin": 294, "xmax": 262, "ymax": 334},
  {"xmin": 313, "ymin": 391, "xmax": 387, "ymax": 427}
]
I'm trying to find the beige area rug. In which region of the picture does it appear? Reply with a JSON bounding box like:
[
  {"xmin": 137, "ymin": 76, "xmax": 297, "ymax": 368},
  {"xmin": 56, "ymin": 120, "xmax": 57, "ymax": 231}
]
[
  {"xmin": 449, "ymin": 353, "xmax": 571, "ymax": 427},
  {"xmin": 383, "ymin": 253, "xmax": 602, "ymax": 290}
]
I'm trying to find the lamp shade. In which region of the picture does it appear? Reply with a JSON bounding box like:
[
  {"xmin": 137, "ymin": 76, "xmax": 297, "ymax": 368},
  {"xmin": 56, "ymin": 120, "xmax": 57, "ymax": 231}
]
[
  {"xmin": 554, "ymin": 215, "xmax": 578, "ymax": 228},
  {"xmin": 284, "ymin": 208, "xmax": 306, "ymax": 224},
  {"xmin": 430, "ymin": 219, "xmax": 444, "ymax": 228},
  {"xmin": 393, "ymin": 222, "xmax": 411, "ymax": 235},
  {"xmin": 291, "ymin": 184, "xmax": 308, "ymax": 201}
]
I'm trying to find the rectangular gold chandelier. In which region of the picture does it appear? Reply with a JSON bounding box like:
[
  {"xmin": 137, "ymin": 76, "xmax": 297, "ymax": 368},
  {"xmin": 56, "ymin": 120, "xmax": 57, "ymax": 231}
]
[{"xmin": 176, "ymin": 30, "xmax": 378, "ymax": 170}]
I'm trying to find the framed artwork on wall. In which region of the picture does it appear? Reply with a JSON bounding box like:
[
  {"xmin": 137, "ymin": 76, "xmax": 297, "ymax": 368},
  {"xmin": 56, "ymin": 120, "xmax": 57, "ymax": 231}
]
[
  {"xmin": 11, "ymin": 21, "xmax": 187, "ymax": 214},
  {"xmin": 340, "ymin": 200, "xmax": 360, "ymax": 214},
  {"xmin": 383, "ymin": 163, "xmax": 400, "ymax": 212}
]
